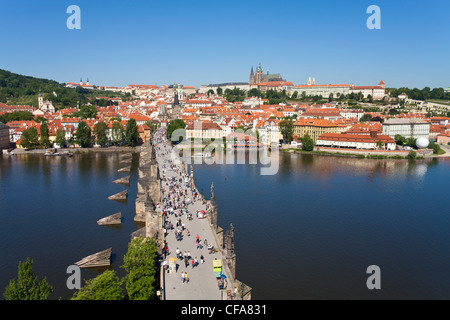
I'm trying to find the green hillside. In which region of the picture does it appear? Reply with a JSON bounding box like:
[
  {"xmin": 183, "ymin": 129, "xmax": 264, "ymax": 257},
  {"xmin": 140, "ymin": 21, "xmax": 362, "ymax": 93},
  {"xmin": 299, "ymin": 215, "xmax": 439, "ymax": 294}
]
[{"xmin": 0, "ymin": 69, "xmax": 129, "ymax": 110}]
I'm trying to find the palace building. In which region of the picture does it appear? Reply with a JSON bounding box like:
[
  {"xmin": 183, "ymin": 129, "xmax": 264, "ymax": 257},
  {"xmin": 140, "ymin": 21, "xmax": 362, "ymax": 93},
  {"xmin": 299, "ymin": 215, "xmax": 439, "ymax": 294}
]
[{"xmin": 291, "ymin": 79, "xmax": 386, "ymax": 100}]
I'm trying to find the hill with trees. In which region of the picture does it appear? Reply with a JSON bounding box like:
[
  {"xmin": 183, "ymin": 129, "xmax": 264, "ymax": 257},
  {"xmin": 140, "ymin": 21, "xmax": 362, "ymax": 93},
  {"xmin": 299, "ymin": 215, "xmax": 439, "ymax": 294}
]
[
  {"xmin": 387, "ymin": 87, "xmax": 450, "ymax": 101},
  {"xmin": 0, "ymin": 69, "xmax": 129, "ymax": 110}
]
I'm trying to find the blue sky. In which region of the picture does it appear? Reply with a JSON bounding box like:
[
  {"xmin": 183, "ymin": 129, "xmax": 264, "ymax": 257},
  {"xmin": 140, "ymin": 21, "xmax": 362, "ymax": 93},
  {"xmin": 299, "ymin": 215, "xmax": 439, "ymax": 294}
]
[{"xmin": 0, "ymin": 0, "xmax": 449, "ymax": 89}]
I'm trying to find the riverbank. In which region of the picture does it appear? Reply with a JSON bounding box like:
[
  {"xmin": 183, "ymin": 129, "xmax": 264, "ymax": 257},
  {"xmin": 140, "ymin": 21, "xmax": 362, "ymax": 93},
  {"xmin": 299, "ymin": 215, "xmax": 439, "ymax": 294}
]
[
  {"xmin": 5, "ymin": 146, "xmax": 139, "ymax": 155},
  {"xmin": 282, "ymin": 146, "xmax": 448, "ymax": 159}
]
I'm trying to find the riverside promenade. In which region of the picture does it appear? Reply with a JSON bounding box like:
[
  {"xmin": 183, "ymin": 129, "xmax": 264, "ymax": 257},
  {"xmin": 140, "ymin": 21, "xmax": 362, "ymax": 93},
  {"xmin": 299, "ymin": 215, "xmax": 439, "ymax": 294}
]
[{"xmin": 152, "ymin": 128, "xmax": 237, "ymax": 300}]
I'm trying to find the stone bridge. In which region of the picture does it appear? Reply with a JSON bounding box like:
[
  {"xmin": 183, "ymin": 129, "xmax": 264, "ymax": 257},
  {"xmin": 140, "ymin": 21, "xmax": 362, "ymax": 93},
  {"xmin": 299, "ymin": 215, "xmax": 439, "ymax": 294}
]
[{"xmin": 133, "ymin": 134, "xmax": 252, "ymax": 300}]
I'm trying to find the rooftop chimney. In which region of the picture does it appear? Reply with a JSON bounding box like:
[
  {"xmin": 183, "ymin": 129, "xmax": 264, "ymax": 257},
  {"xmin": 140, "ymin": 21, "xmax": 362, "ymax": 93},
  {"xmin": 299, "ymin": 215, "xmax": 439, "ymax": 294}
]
[{"xmin": 370, "ymin": 130, "xmax": 378, "ymax": 138}]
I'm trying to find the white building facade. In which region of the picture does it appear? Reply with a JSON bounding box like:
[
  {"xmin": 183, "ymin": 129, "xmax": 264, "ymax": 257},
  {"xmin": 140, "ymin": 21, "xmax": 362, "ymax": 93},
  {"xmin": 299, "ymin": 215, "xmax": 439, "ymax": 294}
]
[{"xmin": 382, "ymin": 119, "xmax": 431, "ymax": 140}]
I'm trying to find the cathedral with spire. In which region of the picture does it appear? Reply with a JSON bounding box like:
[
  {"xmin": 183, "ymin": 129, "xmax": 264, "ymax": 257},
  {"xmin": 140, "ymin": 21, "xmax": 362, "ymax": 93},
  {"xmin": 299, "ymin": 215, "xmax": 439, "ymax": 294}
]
[{"xmin": 250, "ymin": 63, "xmax": 283, "ymax": 84}]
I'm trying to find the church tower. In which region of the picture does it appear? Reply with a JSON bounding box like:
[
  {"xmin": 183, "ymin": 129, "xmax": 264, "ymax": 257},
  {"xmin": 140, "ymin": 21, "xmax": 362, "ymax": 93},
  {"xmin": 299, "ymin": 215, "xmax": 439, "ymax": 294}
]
[
  {"xmin": 255, "ymin": 63, "xmax": 263, "ymax": 84},
  {"xmin": 38, "ymin": 91, "xmax": 43, "ymax": 108},
  {"xmin": 250, "ymin": 66, "xmax": 255, "ymax": 84}
]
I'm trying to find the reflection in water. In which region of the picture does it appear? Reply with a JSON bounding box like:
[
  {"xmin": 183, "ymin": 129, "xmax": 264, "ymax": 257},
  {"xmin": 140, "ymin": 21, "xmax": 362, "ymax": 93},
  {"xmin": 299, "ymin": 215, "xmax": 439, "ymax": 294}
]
[
  {"xmin": 0, "ymin": 152, "xmax": 139, "ymax": 300},
  {"xmin": 282, "ymin": 152, "xmax": 437, "ymax": 180},
  {"xmin": 1, "ymin": 151, "xmax": 449, "ymax": 300},
  {"xmin": 191, "ymin": 151, "xmax": 450, "ymax": 299},
  {"xmin": 196, "ymin": 150, "xmax": 439, "ymax": 183}
]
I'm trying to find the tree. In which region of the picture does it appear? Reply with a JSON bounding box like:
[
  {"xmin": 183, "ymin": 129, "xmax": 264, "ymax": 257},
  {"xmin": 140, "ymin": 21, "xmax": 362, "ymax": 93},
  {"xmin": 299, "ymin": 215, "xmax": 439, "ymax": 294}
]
[
  {"xmin": 279, "ymin": 119, "xmax": 293, "ymax": 143},
  {"xmin": 166, "ymin": 119, "xmax": 186, "ymax": 143},
  {"xmin": 407, "ymin": 150, "xmax": 417, "ymax": 160},
  {"xmin": 207, "ymin": 89, "xmax": 214, "ymax": 97},
  {"xmin": 71, "ymin": 270, "xmax": 124, "ymax": 300},
  {"xmin": 301, "ymin": 133, "xmax": 314, "ymax": 151},
  {"xmin": 76, "ymin": 121, "xmax": 92, "ymax": 148},
  {"xmin": 224, "ymin": 87, "xmax": 246, "ymax": 103},
  {"xmin": 328, "ymin": 93, "xmax": 334, "ymax": 102},
  {"xmin": 3, "ymin": 258, "xmax": 53, "ymax": 300},
  {"xmin": 0, "ymin": 111, "xmax": 34, "ymax": 124},
  {"xmin": 111, "ymin": 121, "xmax": 124, "ymax": 145},
  {"xmin": 360, "ymin": 114, "xmax": 373, "ymax": 122},
  {"xmin": 121, "ymin": 237, "xmax": 159, "ymax": 300},
  {"xmin": 21, "ymin": 127, "xmax": 40, "ymax": 149},
  {"xmin": 34, "ymin": 116, "xmax": 48, "ymax": 124},
  {"xmin": 55, "ymin": 127, "xmax": 66, "ymax": 147},
  {"xmin": 78, "ymin": 105, "xmax": 97, "ymax": 119},
  {"xmin": 291, "ymin": 91, "xmax": 298, "ymax": 99},
  {"xmin": 39, "ymin": 122, "xmax": 51, "ymax": 148},
  {"xmin": 125, "ymin": 118, "xmax": 139, "ymax": 147},
  {"xmin": 394, "ymin": 134, "xmax": 406, "ymax": 145},
  {"xmin": 376, "ymin": 140, "xmax": 384, "ymax": 149},
  {"xmin": 405, "ymin": 137, "xmax": 416, "ymax": 148},
  {"xmin": 216, "ymin": 87, "xmax": 223, "ymax": 95},
  {"xmin": 300, "ymin": 91, "xmax": 307, "ymax": 101},
  {"xmin": 247, "ymin": 88, "xmax": 262, "ymax": 98},
  {"xmin": 429, "ymin": 140, "xmax": 445, "ymax": 155},
  {"xmin": 371, "ymin": 116, "xmax": 383, "ymax": 123},
  {"xmin": 389, "ymin": 108, "xmax": 399, "ymax": 115},
  {"xmin": 93, "ymin": 121, "xmax": 108, "ymax": 147}
]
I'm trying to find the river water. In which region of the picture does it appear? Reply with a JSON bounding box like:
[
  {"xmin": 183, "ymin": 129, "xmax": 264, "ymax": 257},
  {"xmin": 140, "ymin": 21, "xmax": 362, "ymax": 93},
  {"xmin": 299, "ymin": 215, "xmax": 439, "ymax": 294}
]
[
  {"xmin": 192, "ymin": 152, "xmax": 450, "ymax": 299},
  {"xmin": 1, "ymin": 151, "xmax": 450, "ymax": 299},
  {"xmin": 0, "ymin": 152, "xmax": 141, "ymax": 300}
]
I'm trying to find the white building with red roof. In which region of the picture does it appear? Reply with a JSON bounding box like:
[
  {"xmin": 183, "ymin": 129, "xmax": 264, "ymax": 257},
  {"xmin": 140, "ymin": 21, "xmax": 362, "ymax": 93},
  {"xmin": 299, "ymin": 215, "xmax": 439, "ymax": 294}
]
[{"xmin": 350, "ymin": 80, "xmax": 386, "ymax": 99}]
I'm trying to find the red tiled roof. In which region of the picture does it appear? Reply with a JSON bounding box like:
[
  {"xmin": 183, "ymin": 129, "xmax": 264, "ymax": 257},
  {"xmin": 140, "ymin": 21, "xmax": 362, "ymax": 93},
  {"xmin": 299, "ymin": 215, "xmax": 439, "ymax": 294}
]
[{"xmin": 318, "ymin": 133, "xmax": 394, "ymax": 143}]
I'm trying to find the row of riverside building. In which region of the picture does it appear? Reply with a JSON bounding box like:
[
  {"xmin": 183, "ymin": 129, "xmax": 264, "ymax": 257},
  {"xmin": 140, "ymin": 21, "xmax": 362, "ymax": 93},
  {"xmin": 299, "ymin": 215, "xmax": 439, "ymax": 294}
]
[{"xmin": 1, "ymin": 78, "xmax": 449, "ymax": 152}]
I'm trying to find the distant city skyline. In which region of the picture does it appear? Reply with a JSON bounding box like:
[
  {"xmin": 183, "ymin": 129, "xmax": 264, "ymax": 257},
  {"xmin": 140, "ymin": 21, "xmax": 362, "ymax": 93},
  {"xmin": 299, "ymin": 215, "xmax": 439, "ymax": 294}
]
[{"xmin": 0, "ymin": 0, "xmax": 449, "ymax": 89}]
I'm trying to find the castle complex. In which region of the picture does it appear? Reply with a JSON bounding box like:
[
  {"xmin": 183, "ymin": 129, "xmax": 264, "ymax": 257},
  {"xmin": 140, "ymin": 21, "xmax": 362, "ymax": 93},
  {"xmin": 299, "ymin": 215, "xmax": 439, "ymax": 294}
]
[{"xmin": 249, "ymin": 63, "xmax": 283, "ymax": 84}]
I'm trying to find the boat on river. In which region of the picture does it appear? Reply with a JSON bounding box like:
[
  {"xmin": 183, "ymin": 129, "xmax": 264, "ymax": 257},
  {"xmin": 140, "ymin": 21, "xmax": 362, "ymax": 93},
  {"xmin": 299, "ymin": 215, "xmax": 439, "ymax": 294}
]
[{"xmin": 45, "ymin": 149, "xmax": 73, "ymax": 157}]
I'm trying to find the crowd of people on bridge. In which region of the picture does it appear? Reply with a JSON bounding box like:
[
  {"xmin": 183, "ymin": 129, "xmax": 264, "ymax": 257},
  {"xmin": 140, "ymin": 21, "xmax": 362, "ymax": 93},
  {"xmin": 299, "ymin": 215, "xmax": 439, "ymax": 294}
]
[{"xmin": 152, "ymin": 128, "xmax": 215, "ymax": 285}]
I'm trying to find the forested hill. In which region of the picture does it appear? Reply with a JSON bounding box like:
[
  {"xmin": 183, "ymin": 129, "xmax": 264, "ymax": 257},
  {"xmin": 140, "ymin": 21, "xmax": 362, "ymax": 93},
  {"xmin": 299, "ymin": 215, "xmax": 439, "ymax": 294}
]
[{"xmin": 0, "ymin": 69, "xmax": 128, "ymax": 110}]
